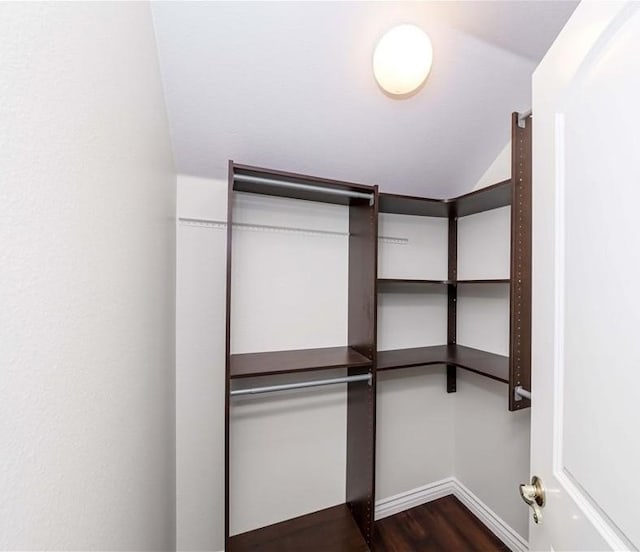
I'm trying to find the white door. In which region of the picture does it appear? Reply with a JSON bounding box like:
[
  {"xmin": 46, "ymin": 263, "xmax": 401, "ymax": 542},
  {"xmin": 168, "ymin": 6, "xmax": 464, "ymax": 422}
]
[{"xmin": 530, "ymin": 1, "xmax": 640, "ymax": 550}]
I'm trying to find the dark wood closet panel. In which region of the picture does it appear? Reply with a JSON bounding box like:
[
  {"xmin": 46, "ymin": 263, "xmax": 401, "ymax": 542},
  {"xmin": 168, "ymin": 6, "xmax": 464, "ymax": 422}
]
[{"xmin": 225, "ymin": 163, "xmax": 377, "ymax": 549}]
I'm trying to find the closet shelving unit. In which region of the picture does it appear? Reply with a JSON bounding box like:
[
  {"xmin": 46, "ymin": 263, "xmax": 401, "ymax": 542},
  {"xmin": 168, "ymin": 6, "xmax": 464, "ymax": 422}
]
[
  {"xmin": 225, "ymin": 163, "xmax": 378, "ymax": 551},
  {"xmin": 224, "ymin": 113, "xmax": 531, "ymax": 550},
  {"xmin": 375, "ymin": 112, "xmax": 531, "ymax": 408},
  {"xmin": 376, "ymin": 178, "xmax": 514, "ymax": 390}
]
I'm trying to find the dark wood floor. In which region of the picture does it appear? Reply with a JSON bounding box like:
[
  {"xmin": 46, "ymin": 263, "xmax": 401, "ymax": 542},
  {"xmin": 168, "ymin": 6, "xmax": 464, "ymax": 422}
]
[
  {"xmin": 228, "ymin": 504, "xmax": 369, "ymax": 552},
  {"xmin": 373, "ymin": 496, "xmax": 510, "ymax": 552},
  {"xmin": 229, "ymin": 495, "xmax": 510, "ymax": 552}
]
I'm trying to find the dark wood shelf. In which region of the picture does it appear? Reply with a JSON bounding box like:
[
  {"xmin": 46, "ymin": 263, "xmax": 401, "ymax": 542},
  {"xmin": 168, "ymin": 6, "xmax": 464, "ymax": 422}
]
[
  {"xmin": 377, "ymin": 278, "xmax": 509, "ymax": 290},
  {"xmin": 378, "ymin": 278, "xmax": 452, "ymax": 290},
  {"xmin": 456, "ymin": 279, "xmax": 510, "ymax": 284},
  {"xmin": 233, "ymin": 163, "xmax": 375, "ymax": 206},
  {"xmin": 377, "ymin": 344, "xmax": 508, "ymax": 383},
  {"xmin": 454, "ymin": 179, "xmax": 512, "ymax": 217},
  {"xmin": 448, "ymin": 344, "xmax": 509, "ymax": 383},
  {"xmin": 228, "ymin": 504, "xmax": 368, "ymax": 552},
  {"xmin": 379, "ymin": 192, "xmax": 451, "ymax": 217},
  {"xmin": 377, "ymin": 345, "xmax": 450, "ymax": 371},
  {"xmin": 379, "ymin": 180, "xmax": 511, "ymax": 218},
  {"xmin": 230, "ymin": 346, "xmax": 372, "ymax": 379}
]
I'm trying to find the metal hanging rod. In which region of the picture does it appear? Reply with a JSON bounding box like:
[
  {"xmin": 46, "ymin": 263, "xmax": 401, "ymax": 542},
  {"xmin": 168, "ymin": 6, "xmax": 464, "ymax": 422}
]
[
  {"xmin": 234, "ymin": 174, "xmax": 375, "ymax": 205},
  {"xmin": 514, "ymin": 385, "xmax": 532, "ymax": 401},
  {"xmin": 230, "ymin": 373, "xmax": 372, "ymax": 397},
  {"xmin": 178, "ymin": 217, "xmax": 408, "ymax": 244},
  {"xmin": 518, "ymin": 109, "xmax": 532, "ymax": 128}
]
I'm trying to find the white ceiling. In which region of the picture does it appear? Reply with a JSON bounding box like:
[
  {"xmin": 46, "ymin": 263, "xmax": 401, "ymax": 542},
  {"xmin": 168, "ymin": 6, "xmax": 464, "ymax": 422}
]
[{"xmin": 152, "ymin": 1, "xmax": 576, "ymax": 198}]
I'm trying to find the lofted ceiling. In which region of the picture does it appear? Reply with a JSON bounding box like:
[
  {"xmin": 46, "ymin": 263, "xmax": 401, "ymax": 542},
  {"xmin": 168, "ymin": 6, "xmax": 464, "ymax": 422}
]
[{"xmin": 152, "ymin": 1, "xmax": 576, "ymax": 198}]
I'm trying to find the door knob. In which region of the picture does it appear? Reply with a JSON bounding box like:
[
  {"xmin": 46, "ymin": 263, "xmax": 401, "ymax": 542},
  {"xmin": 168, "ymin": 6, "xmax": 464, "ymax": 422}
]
[{"xmin": 519, "ymin": 475, "xmax": 545, "ymax": 524}]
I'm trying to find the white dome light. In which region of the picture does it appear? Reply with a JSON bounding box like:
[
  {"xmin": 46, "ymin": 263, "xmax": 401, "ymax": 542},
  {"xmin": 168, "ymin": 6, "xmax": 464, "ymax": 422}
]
[{"xmin": 373, "ymin": 24, "xmax": 433, "ymax": 97}]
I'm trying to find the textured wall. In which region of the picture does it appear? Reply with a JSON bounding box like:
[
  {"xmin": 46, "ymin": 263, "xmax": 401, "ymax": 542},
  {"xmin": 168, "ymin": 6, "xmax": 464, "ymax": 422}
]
[{"xmin": 0, "ymin": 3, "xmax": 176, "ymax": 550}]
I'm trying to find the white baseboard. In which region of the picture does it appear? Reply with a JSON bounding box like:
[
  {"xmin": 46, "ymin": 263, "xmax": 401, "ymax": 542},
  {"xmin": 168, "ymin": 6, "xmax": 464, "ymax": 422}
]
[
  {"xmin": 452, "ymin": 478, "xmax": 529, "ymax": 552},
  {"xmin": 375, "ymin": 477, "xmax": 456, "ymax": 520},
  {"xmin": 374, "ymin": 477, "xmax": 529, "ymax": 552}
]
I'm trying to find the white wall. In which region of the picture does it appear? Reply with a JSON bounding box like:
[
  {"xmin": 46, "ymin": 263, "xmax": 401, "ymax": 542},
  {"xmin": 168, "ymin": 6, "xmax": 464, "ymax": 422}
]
[
  {"xmin": 0, "ymin": 4, "xmax": 176, "ymax": 550},
  {"xmin": 377, "ymin": 214, "xmax": 454, "ymax": 500},
  {"xmin": 454, "ymin": 207, "xmax": 531, "ymax": 538},
  {"xmin": 175, "ymin": 177, "xmax": 227, "ymax": 549},
  {"xmin": 474, "ymin": 142, "xmax": 511, "ymax": 191}
]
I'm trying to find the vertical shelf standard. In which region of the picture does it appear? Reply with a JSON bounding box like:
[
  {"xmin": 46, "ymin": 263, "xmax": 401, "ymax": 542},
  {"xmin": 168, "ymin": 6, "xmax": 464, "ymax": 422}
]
[
  {"xmin": 447, "ymin": 212, "xmax": 458, "ymax": 393},
  {"xmin": 509, "ymin": 113, "xmax": 532, "ymax": 411},
  {"xmin": 346, "ymin": 183, "xmax": 378, "ymax": 544}
]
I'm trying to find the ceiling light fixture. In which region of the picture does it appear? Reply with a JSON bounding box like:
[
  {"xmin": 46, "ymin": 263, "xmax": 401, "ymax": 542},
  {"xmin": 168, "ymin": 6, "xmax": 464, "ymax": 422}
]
[{"xmin": 373, "ymin": 24, "xmax": 433, "ymax": 97}]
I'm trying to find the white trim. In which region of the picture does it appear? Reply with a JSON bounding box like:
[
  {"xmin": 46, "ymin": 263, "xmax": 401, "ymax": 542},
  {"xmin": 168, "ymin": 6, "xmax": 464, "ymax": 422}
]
[
  {"xmin": 374, "ymin": 477, "xmax": 455, "ymax": 520},
  {"xmin": 374, "ymin": 478, "xmax": 529, "ymax": 552},
  {"xmin": 452, "ymin": 479, "xmax": 529, "ymax": 552}
]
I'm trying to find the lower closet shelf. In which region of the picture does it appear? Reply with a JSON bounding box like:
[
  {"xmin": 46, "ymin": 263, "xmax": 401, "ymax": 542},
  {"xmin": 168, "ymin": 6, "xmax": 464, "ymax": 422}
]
[
  {"xmin": 230, "ymin": 346, "xmax": 372, "ymax": 379},
  {"xmin": 228, "ymin": 504, "xmax": 369, "ymax": 552},
  {"xmin": 377, "ymin": 344, "xmax": 509, "ymax": 383}
]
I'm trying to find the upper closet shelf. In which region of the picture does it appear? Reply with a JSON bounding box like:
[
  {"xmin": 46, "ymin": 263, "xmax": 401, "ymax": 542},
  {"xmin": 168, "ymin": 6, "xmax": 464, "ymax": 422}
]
[
  {"xmin": 453, "ymin": 179, "xmax": 512, "ymax": 217},
  {"xmin": 379, "ymin": 193, "xmax": 450, "ymax": 217},
  {"xmin": 229, "ymin": 345, "xmax": 372, "ymax": 379},
  {"xmin": 232, "ymin": 163, "xmax": 375, "ymax": 206},
  {"xmin": 378, "ymin": 179, "xmax": 512, "ymax": 218},
  {"xmin": 377, "ymin": 344, "xmax": 508, "ymax": 384},
  {"xmin": 378, "ymin": 278, "xmax": 453, "ymax": 290},
  {"xmin": 456, "ymin": 279, "xmax": 510, "ymax": 284},
  {"xmin": 378, "ymin": 278, "xmax": 509, "ymax": 290}
]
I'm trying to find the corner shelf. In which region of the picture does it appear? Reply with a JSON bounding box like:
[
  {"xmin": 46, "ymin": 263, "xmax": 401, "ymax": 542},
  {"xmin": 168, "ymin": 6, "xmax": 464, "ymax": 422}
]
[
  {"xmin": 378, "ymin": 179, "xmax": 512, "ymax": 219},
  {"xmin": 230, "ymin": 346, "xmax": 372, "ymax": 379},
  {"xmin": 377, "ymin": 344, "xmax": 509, "ymax": 384},
  {"xmin": 453, "ymin": 179, "xmax": 512, "ymax": 217},
  {"xmin": 228, "ymin": 504, "xmax": 368, "ymax": 552},
  {"xmin": 379, "ymin": 193, "xmax": 451, "ymax": 217},
  {"xmin": 456, "ymin": 279, "xmax": 510, "ymax": 285},
  {"xmin": 377, "ymin": 344, "xmax": 449, "ymax": 371},
  {"xmin": 377, "ymin": 278, "xmax": 452, "ymax": 291},
  {"xmin": 377, "ymin": 278, "xmax": 510, "ymax": 290}
]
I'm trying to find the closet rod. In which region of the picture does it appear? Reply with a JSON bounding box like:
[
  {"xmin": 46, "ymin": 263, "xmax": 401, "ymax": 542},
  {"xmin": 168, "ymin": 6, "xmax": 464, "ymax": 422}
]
[
  {"xmin": 514, "ymin": 385, "xmax": 532, "ymax": 401},
  {"xmin": 230, "ymin": 373, "xmax": 372, "ymax": 397},
  {"xmin": 234, "ymin": 174, "xmax": 374, "ymax": 205}
]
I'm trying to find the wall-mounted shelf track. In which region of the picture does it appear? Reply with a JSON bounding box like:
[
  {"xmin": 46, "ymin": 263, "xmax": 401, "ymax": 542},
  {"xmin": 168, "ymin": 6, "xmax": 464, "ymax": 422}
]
[{"xmin": 224, "ymin": 112, "xmax": 531, "ymax": 549}]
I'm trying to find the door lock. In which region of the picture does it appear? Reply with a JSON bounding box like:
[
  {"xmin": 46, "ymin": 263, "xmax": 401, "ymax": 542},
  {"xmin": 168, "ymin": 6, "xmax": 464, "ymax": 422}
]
[{"xmin": 519, "ymin": 475, "xmax": 545, "ymax": 524}]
